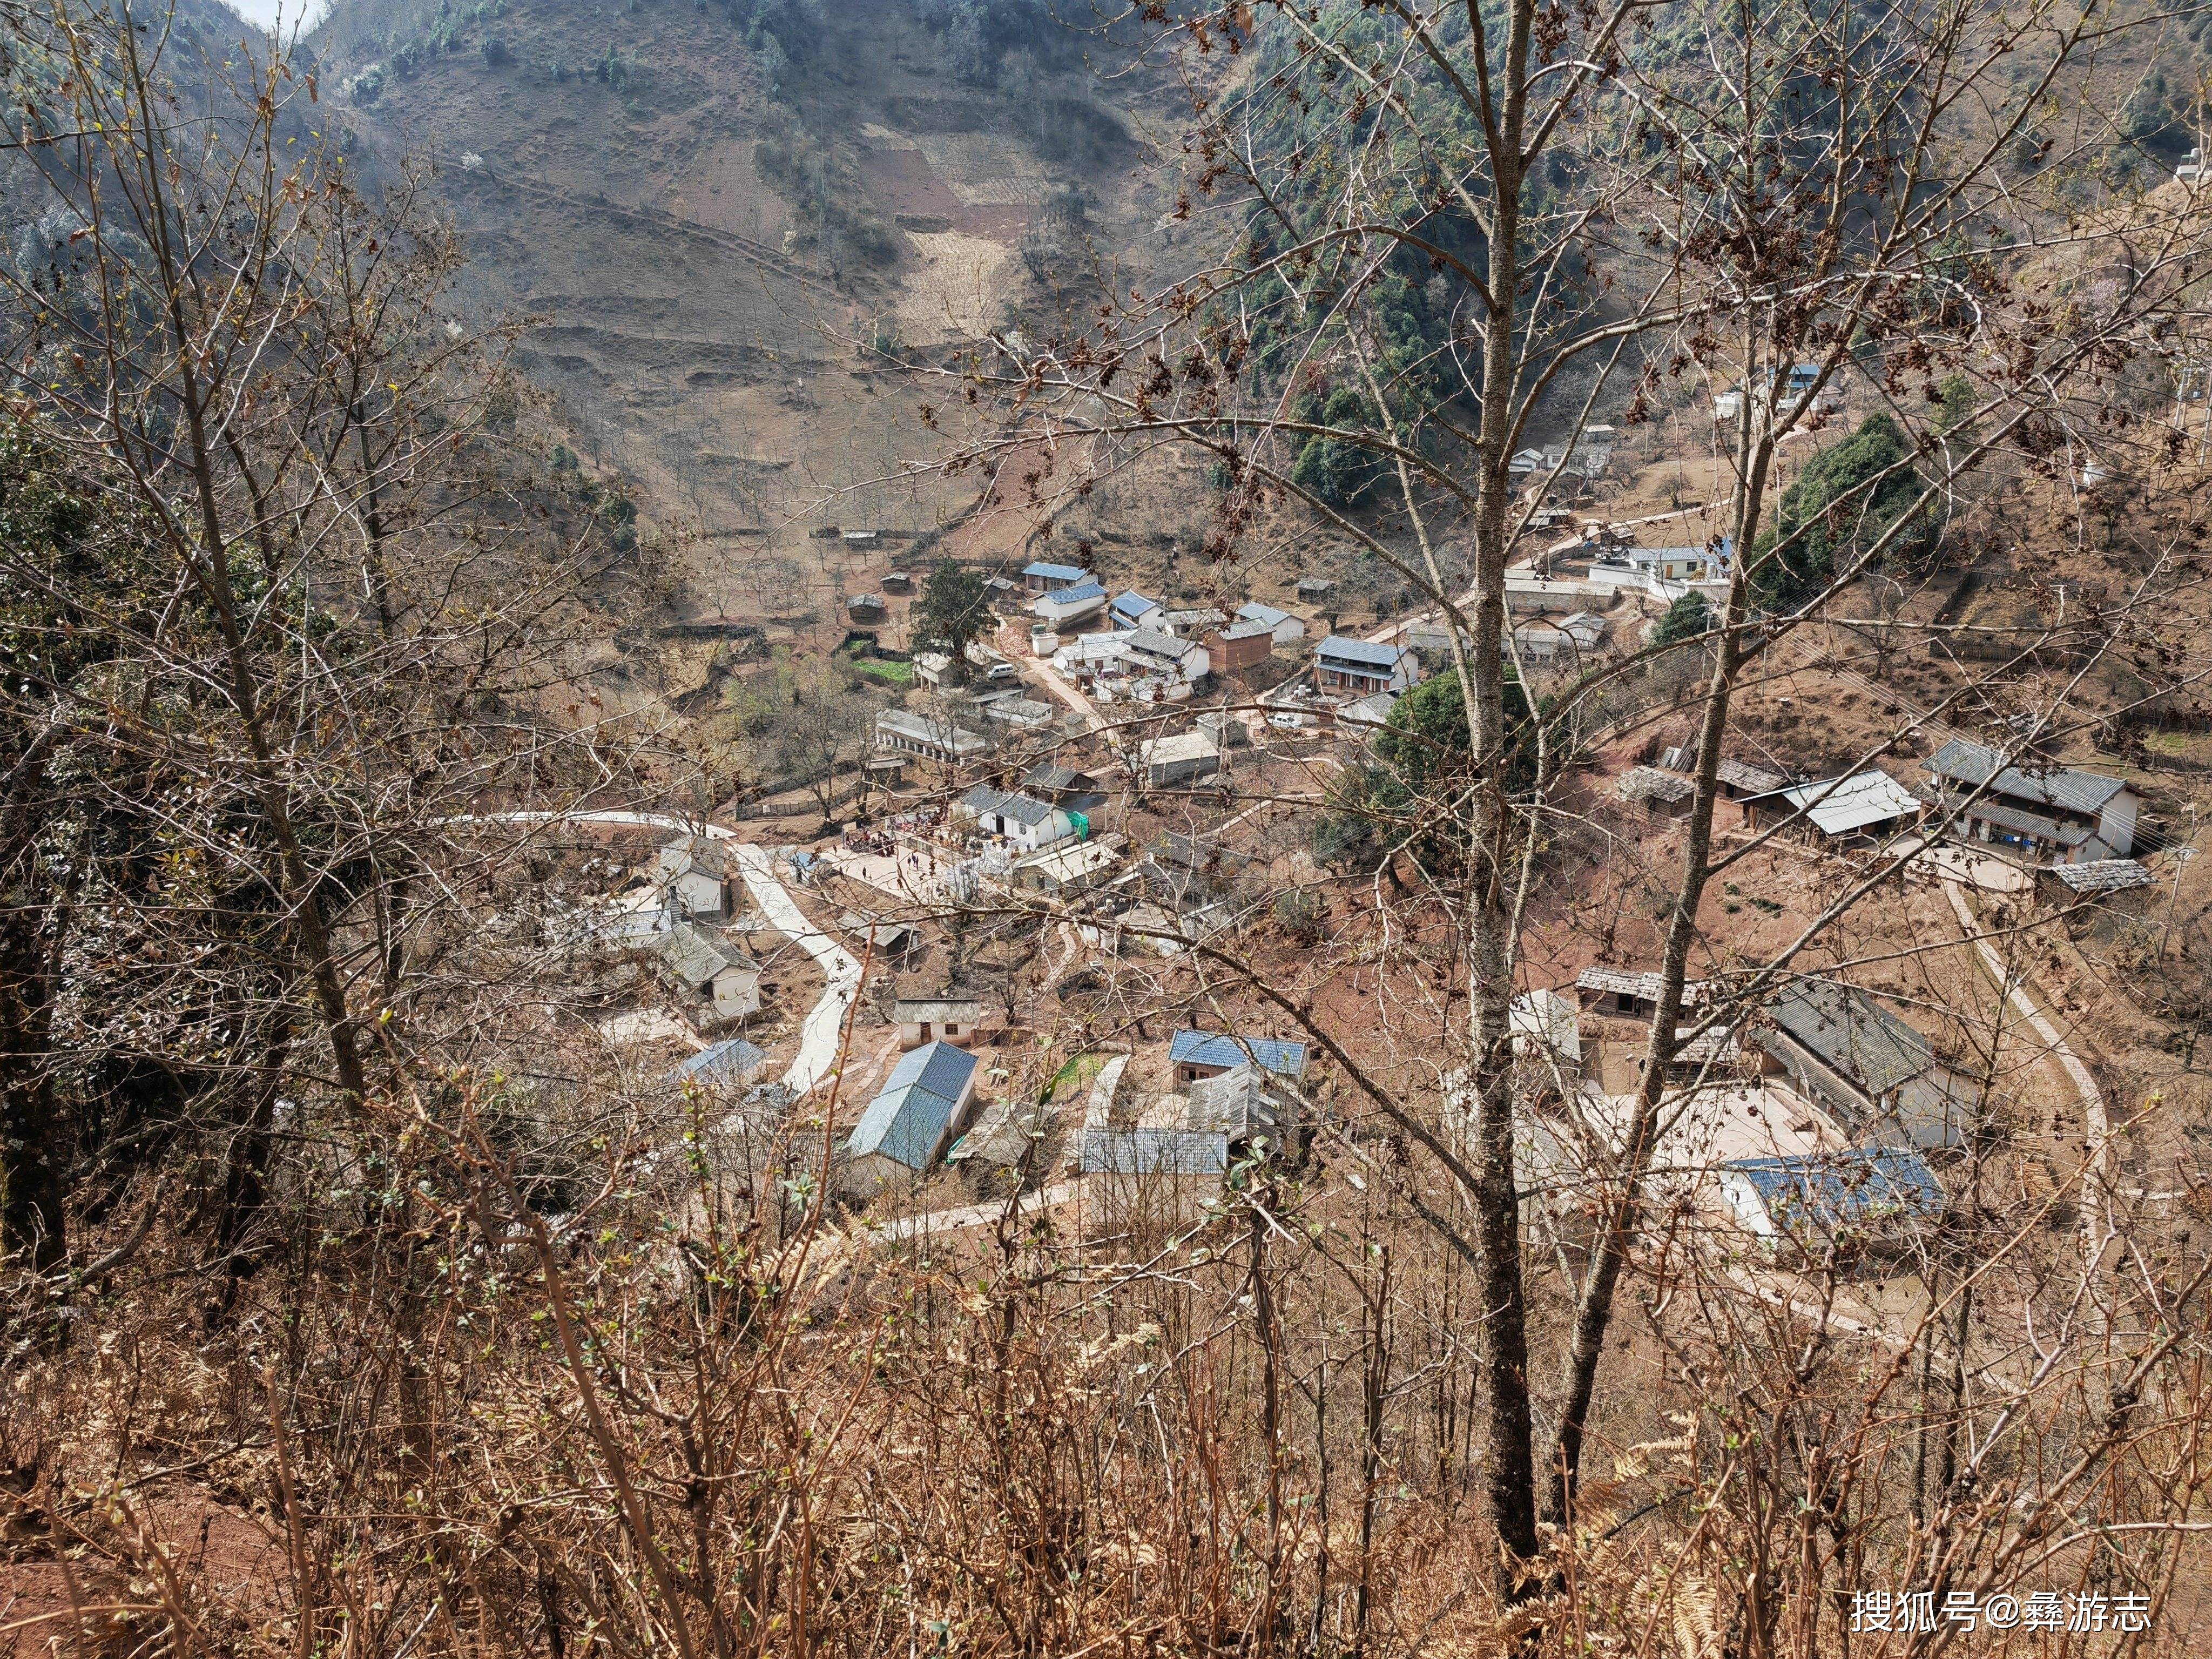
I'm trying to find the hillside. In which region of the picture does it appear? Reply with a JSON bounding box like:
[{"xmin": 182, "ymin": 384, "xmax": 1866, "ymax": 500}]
[{"xmin": 314, "ymin": 0, "xmax": 1190, "ymax": 644}]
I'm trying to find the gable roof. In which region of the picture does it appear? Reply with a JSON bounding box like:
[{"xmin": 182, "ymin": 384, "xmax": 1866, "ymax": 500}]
[
  {"xmin": 1763, "ymin": 979, "xmax": 1936, "ymax": 1099},
  {"xmin": 845, "ymin": 1041, "xmax": 980, "ymax": 1170},
  {"xmin": 1716, "ymin": 757, "xmax": 1789, "ymax": 795},
  {"xmin": 1125, "ymin": 626, "xmax": 1196, "ymax": 660},
  {"xmin": 1238, "ymin": 602, "xmax": 1291, "ymax": 628},
  {"xmin": 1218, "ymin": 618, "xmax": 1276, "ymax": 642},
  {"xmin": 1024, "ymin": 560, "xmax": 1089, "ymax": 582},
  {"xmin": 658, "ymin": 833, "xmax": 729, "ymax": 879},
  {"xmin": 1727, "ymin": 1147, "xmax": 1945, "ymax": 1232},
  {"xmin": 1618, "ymin": 766, "xmax": 1695, "ymax": 806},
  {"xmin": 1111, "ymin": 589, "xmax": 1161, "ymax": 615},
  {"xmin": 658, "ymin": 923, "xmax": 757, "ymax": 989},
  {"xmin": 1043, "ymin": 579, "xmax": 1108, "ymax": 604},
  {"xmin": 671, "ymin": 1036, "xmax": 767, "ymax": 1085},
  {"xmin": 1184, "ymin": 1064, "xmax": 1295, "ymax": 1140},
  {"xmin": 1757, "ymin": 769, "xmax": 1923, "ymax": 835},
  {"xmin": 960, "ymin": 785, "xmax": 1061, "ymax": 828},
  {"xmin": 1169, "ymin": 1029, "xmax": 1309, "ymax": 1078},
  {"xmin": 1022, "ymin": 762, "xmax": 1090, "ymax": 794},
  {"xmin": 1925, "ymin": 739, "xmax": 2130, "ymax": 815},
  {"xmin": 1316, "ymin": 636, "xmax": 1409, "ymax": 669}
]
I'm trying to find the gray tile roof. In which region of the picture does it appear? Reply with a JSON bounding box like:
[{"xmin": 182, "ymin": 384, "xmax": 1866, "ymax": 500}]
[
  {"xmin": 1926, "ymin": 739, "xmax": 2130, "ymax": 815},
  {"xmin": 962, "ymin": 785, "xmax": 1060, "ymax": 828},
  {"xmin": 2048, "ymin": 858, "xmax": 2154, "ymax": 893},
  {"xmin": 658, "ymin": 923, "xmax": 757, "ymax": 989},
  {"xmin": 1764, "ymin": 979, "xmax": 1934, "ymax": 1100}
]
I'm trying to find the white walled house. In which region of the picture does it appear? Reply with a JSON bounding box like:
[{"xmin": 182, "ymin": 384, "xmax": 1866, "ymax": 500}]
[
  {"xmin": 956, "ymin": 785, "xmax": 1082, "ymax": 852},
  {"xmin": 656, "ymin": 922, "xmax": 762, "ymax": 1027},
  {"xmin": 875, "ymin": 708, "xmax": 988, "ymax": 765},
  {"xmin": 1124, "ymin": 627, "xmax": 1210, "ymax": 683},
  {"xmin": 656, "ymin": 835, "xmax": 733, "ymax": 920},
  {"xmin": 1236, "ymin": 602, "xmax": 1307, "ymax": 646},
  {"xmin": 1031, "ymin": 580, "xmax": 1109, "ymax": 628},
  {"xmin": 893, "ymin": 992, "xmax": 987, "ymax": 1049},
  {"xmin": 1313, "ymin": 637, "xmax": 1419, "ymax": 695}
]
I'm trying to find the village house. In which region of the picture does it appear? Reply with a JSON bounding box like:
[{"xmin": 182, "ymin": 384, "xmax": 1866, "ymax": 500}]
[
  {"xmin": 1573, "ymin": 966, "xmax": 1714, "ymax": 1021},
  {"xmin": 881, "ymin": 570, "xmax": 915, "ymax": 595},
  {"xmin": 1141, "ymin": 832, "xmax": 1254, "ymax": 917},
  {"xmin": 1021, "ymin": 761, "xmax": 1100, "ymax": 801},
  {"xmin": 841, "ymin": 1040, "xmax": 981, "ymax": 1196},
  {"xmin": 1616, "ymin": 765, "xmax": 1696, "ymax": 819},
  {"xmin": 1139, "ymin": 729, "xmax": 1223, "ymax": 789},
  {"xmin": 1313, "ymin": 636, "xmax": 1419, "ymax": 696},
  {"xmin": 656, "ymin": 922, "xmax": 762, "ymax": 1027},
  {"xmin": 1294, "ymin": 577, "xmax": 1336, "ymax": 603},
  {"xmin": 846, "ymin": 592, "xmax": 886, "ymax": 624},
  {"xmin": 1596, "ymin": 545, "xmax": 1711, "ymax": 583},
  {"xmin": 1030, "ymin": 579, "xmax": 1109, "ymax": 629},
  {"xmin": 1124, "ymin": 627, "xmax": 1211, "ymax": 683},
  {"xmin": 1110, "ymin": 589, "xmax": 1162, "ymax": 630},
  {"xmin": 656, "ymin": 834, "xmax": 734, "ymax": 920},
  {"xmin": 913, "ymin": 651, "xmax": 954, "ymax": 687},
  {"xmin": 1206, "ymin": 618, "xmax": 1275, "ymax": 675},
  {"xmin": 1756, "ymin": 977, "xmax": 1966, "ymax": 1151},
  {"xmin": 956, "ymin": 785, "xmax": 1083, "ymax": 852},
  {"xmin": 875, "ymin": 707, "xmax": 988, "ymax": 765},
  {"xmin": 1183, "ymin": 1064, "xmax": 1300, "ymax": 1153},
  {"xmin": 1743, "ymin": 768, "xmax": 1924, "ymax": 846},
  {"xmin": 1158, "ymin": 606, "xmax": 1229, "ymax": 638},
  {"xmin": 1010, "ymin": 837, "xmax": 1122, "ymax": 898},
  {"xmin": 892, "ymin": 987, "xmax": 986, "ymax": 1049},
  {"xmin": 1923, "ymin": 739, "xmax": 2140, "ymax": 864},
  {"xmin": 1236, "ymin": 601, "xmax": 1307, "ymax": 646},
  {"xmin": 1170, "ymin": 1028, "xmax": 1310, "ymax": 1087},
  {"xmin": 2038, "ymin": 858, "xmax": 2155, "ymax": 902},
  {"xmin": 1023, "ymin": 559, "xmax": 1091, "ymax": 594}
]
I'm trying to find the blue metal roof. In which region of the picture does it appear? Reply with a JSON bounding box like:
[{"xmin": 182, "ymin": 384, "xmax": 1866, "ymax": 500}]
[
  {"xmin": 1024, "ymin": 560, "xmax": 1089, "ymax": 582},
  {"xmin": 672, "ymin": 1036, "xmax": 767, "ymax": 1085},
  {"xmin": 1727, "ymin": 1148, "xmax": 1944, "ymax": 1231},
  {"xmin": 845, "ymin": 1041, "xmax": 979, "ymax": 1170},
  {"xmin": 1169, "ymin": 1029, "xmax": 1308, "ymax": 1078},
  {"xmin": 1314, "ymin": 637, "xmax": 1407, "ymax": 669},
  {"xmin": 1043, "ymin": 579, "xmax": 1107, "ymax": 605},
  {"xmin": 1112, "ymin": 590, "xmax": 1160, "ymax": 615}
]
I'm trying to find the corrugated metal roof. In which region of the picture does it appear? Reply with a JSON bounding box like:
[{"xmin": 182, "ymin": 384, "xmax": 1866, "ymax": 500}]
[
  {"xmin": 1940, "ymin": 792, "xmax": 2091, "ymax": 846},
  {"xmin": 1764, "ymin": 979, "xmax": 1934, "ymax": 1098},
  {"xmin": 1077, "ymin": 1127, "xmax": 1230, "ymax": 1175},
  {"xmin": 845, "ymin": 1041, "xmax": 978, "ymax": 1170},
  {"xmin": 1925, "ymin": 739, "xmax": 2130, "ymax": 815},
  {"xmin": 1111, "ymin": 590, "xmax": 1160, "ymax": 614},
  {"xmin": 1315, "ymin": 636, "xmax": 1408, "ymax": 669},
  {"xmin": 1575, "ymin": 966, "xmax": 1713, "ymax": 1004},
  {"xmin": 672, "ymin": 1037, "xmax": 767, "ymax": 1084},
  {"xmin": 1769, "ymin": 770, "xmax": 1922, "ymax": 835},
  {"xmin": 1727, "ymin": 1147, "xmax": 1945, "ymax": 1230},
  {"xmin": 2048, "ymin": 858, "xmax": 2154, "ymax": 893},
  {"xmin": 1024, "ymin": 560, "xmax": 1089, "ymax": 581},
  {"xmin": 1169, "ymin": 1029, "xmax": 1308, "ymax": 1077},
  {"xmin": 1238, "ymin": 602, "xmax": 1290, "ymax": 628}
]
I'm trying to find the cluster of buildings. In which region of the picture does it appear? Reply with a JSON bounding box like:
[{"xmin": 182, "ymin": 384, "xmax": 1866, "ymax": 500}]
[
  {"xmin": 1526, "ymin": 965, "xmax": 1967, "ymax": 1261},
  {"xmin": 1617, "ymin": 738, "xmax": 2146, "ymax": 875},
  {"xmin": 835, "ymin": 1022, "xmax": 1313, "ymax": 1198}
]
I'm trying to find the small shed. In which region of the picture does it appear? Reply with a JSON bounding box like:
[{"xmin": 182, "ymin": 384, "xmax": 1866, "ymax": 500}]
[
  {"xmin": 1744, "ymin": 769, "xmax": 1924, "ymax": 844},
  {"xmin": 847, "ymin": 593, "xmax": 887, "ymax": 624}
]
